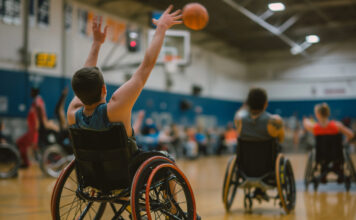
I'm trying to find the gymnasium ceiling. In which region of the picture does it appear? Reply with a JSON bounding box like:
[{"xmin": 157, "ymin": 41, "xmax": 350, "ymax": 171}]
[{"xmin": 76, "ymin": 0, "xmax": 356, "ymax": 58}]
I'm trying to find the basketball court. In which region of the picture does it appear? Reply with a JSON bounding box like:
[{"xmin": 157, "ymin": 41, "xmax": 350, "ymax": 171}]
[
  {"xmin": 0, "ymin": 155, "xmax": 356, "ymax": 219},
  {"xmin": 1, "ymin": 0, "xmax": 356, "ymax": 219}
]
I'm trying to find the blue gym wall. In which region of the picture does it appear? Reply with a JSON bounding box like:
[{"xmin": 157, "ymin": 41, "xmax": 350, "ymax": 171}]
[
  {"xmin": 1, "ymin": 69, "xmax": 355, "ymax": 125},
  {"xmin": 0, "ymin": 69, "xmax": 241, "ymax": 126}
]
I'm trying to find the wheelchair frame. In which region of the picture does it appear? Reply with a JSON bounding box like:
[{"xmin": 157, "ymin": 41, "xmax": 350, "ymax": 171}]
[
  {"xmin": 222, "ymin": 140, "xmax": 296, "ymax": 214},
  {"xmin": 51, "ymin": 124, "xmax": 197, "ymax": 220},
  {"xmin": 304, "ymin": 147, "xmax": 356, "ymax": 192},
  {"xmin": 0, "ymin": 143, "xmax": 21, "ymax": 178}
]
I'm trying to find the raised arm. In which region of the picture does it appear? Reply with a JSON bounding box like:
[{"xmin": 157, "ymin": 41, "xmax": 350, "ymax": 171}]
[
  {"xmin": 67, "ymin": 17, "xmax": 108, "ymax": 125},
  {"xmin": 303, "ymin": 117, "xmax": 315, "ymax": 134},
  {"xmin": 107, "ymin": 5, "xmax": 182, "ymax": 119}
]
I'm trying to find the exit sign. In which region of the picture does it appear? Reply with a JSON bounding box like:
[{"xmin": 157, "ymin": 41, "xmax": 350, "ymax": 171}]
[{"xmin": 35, "ymin": 52, "xmax": 57, "ymax": 68}]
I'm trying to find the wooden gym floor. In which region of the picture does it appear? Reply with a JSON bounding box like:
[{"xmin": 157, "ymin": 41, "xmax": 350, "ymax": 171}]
[{"xmin": 0, "ymin": 154, "xmax": 355, "ymax": 220}]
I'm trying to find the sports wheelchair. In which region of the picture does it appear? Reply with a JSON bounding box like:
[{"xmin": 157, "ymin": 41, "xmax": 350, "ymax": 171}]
[
  {"xmin": 38, "ymin": 128, "xmax": 74, "ymax": 178},
  {"xmin": 51, "ymin": 123, "xmax": 197, "ymax": 220},
  {"xmin": 304, "ymin": 134, "xmax": 356, "ymax": 192},
  {"xmin": 222, "ymin": 139, "xmax": 296, "ymax": 213},
  {"xmin": 0, "ymin": 142, "xmax": 21, "ymax": 178}
]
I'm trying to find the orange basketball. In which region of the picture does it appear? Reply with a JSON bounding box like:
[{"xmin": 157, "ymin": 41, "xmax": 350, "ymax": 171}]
[{"xmin": 182, "ymin": 3, "xmax": 209, "ymax": 31}]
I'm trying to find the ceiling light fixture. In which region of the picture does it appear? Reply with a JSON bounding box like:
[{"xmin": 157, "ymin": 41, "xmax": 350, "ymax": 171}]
[
  {"xmin": 268, "ymin": 2, "xmax": 285, "ymax": 12},
  {"xmin": 306, "ymin": 35, "xmax": 320, "ymax": 44}
]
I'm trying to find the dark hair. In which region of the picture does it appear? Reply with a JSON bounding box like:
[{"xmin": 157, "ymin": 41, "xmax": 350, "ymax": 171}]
[
  {"xmin": 31, "ymin": 87, "xmax": 40, "ymax": 98},
  {"xmin": 72, "ymin": 67, "xmax": 104, "ymax": 105},
  {"xmin": 315, "ymin": 102, "xmax": 330, "ymax": 118},
  {"xmin": 246, "ymin": 87, "xmax": 268, "ymax": 113}
]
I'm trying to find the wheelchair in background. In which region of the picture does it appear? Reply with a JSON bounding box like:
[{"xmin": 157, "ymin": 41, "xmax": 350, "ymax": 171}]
[
  {"xmin": 38, "ymin": 128, "xmax": 74, "ymax": 178},
  {"xmin": 0, "ymin": 142, "xmax": 21, "ymax": 178},
  {"xmin": 304, "ymin": 134, "xmax": 356, "ymax": 192},
  {"xmin": 51, "ymin": 123, "xmax": 197, "ymax": 220},
  {"xmin": 222, "ymin": 139, "xmax": 296, "ymax": 213}
]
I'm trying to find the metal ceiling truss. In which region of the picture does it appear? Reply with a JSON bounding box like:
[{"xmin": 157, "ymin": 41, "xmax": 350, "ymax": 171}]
[{"xmin": 222, "ymin": 0, "xmax": 309, "ymax": 55}]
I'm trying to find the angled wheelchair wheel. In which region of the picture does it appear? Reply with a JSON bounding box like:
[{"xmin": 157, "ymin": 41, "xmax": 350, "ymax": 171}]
[
  {"xmin": 145, "ymin": 163, "xmax": 196, "ymax": 220},
  {"xmin": 51, "ymin": 160, "xmax": 106, "ymax": 220},
  {"xmin": 131, "ymin": 156, "xmax": 176, "ymax": 220},
  {"xmin": 0, "ymin": 143, "xmax": 20, "ymax": 178},
  {"xmin": 276, "ymin": 154, "xmax": 296, "ymax": 214},
  {"xmin": 40, "ymin": 144, "xmax": 72, "ymax": 178},
  {"xmin": 222, "ymin": 155, "xmax": 238, "ymax": 212},
  {"xmin": 304, "ymin": 151, "xmax": 314, "ymax": 190}
]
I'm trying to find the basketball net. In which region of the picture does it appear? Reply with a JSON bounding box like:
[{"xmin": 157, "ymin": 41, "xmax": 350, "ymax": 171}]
[{"xmin": 163, "ymin": 55, "xmax": 179, "ymax": 74}]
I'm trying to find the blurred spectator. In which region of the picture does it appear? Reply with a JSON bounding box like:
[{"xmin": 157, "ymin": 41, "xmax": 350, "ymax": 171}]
[
  {"xmin": 170, "ymin": 123, "xmax": 184, "ymax": 158},
  {"xmin": 207, "ymin": 127, "xmax": 220, "ymax": 154},
  {"xmin": 288, "ymin": 112, "xmax": 300, "ymax": 150},
  {"xmin": 195, "ymin": 127, "xmax": 208, "ymax": 155},
  {"xmin": 184, "ymin": 127, "xmax": 199, "ymax": 159},
  {"xmin": 0, "ymin": 120, "xmax": 10, "ymax": 144},
  {"xmin": 224, "ymin": 122, "xmax": 237, "ymax": 153}
]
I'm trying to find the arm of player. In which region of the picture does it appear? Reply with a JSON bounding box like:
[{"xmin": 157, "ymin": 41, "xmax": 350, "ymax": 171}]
[
  {"xmin": 107, "ymin": 5, "xmax": 182, "ymax": 118},
  {"xmin": 67, "ymin": 17, "xmax": 108, "ymax": 125},
  {"xmin": 267, "ymin": 115, "xmax": 285, "ymax": 142},
  {"xmin": 84, "ymin": 17, "xmax": 108, "ymax": 67},
  {"xmin": 335, "ymin": 121, "xmax": 354, "ymax": 141},
  {"xmin": 303, "ymin": 117, "xmax": 315, "ymax": 134}
]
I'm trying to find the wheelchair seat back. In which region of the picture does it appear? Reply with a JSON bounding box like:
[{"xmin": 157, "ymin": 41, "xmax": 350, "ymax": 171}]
[
  {"xmin": 237, "ymin": 139, "xmax": 278, "ymax": 178},
  {"xmin": 315, "ymin": 134, "xmax": 343, "ymax": 164},
  {"xmin": 69, "ymin": 123, "xmax": 138, "ymax": 193}
]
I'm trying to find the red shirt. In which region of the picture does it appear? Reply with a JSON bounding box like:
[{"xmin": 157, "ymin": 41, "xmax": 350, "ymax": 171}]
[{"xmin": 313, "ymin": 120, "xmax": 339, "ymax": 136}]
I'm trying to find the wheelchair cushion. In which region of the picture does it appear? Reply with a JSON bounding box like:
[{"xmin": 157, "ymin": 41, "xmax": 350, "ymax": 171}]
[
  {"xmin": 315, "ymin": 134, "xmax": 343, "ymax": 164},
  {"xmin": 69, "ymin": 123, "xmax": 138, "ymax": 193},
  {"xmin": 237, "ymin": 139, "xmax": 278, "ymax": 178}
]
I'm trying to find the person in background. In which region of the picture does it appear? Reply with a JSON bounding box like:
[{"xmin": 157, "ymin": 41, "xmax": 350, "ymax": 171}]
[
  {"xmin": 303, "ymin": 103, "xmax": 354, "ymax": 183},
  {"xmin": 234, "ymin": 87, "xmax": 285, "ymax": 201},
  {"xmin": 195, "ymin": 126, "xmax": 208, "ymax": 155},
  {"xmin": 224, "ymin": 122, "xmax": 238, "ymax": 153},
  {"xmin": 185, "ymin": 127, "xmax": 199, "ymax": 159},
  {"xmin": 0, "ymin": 120, "xmax": 10, "ymax": 144},
  {"xmin": 303, "ymin": 103, "xmax": 354, "ymax": 142},
  {"xmin": 16, "ymin": 88, "xmax": 41, "ymax": 168}
]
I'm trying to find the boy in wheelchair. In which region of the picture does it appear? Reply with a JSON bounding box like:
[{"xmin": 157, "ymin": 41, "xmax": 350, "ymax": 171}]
[
  {"xmin": 51, "ymin": 6, "xmax": 198, "ymax": 220},
  {"xmin": 223, "ymin": 88, "xmax": 295, "ymax": 213},
  {"xmin": 303, "ymin": 103, "xmax": 354, "ymax": 187},
  {"xmin": 235, "ymin": 88, "xmax": 285, "ymax": 201}
]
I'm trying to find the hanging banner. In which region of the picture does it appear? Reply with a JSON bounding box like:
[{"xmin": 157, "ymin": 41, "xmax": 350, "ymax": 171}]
[
  {"xmin": 86, "ymin": 11, "xmax": 95, "ymax": 36},
  {"xmin": 78, "ymin": 8, "xmax": 88, "ymax": 36},
  {"xmin": 64, "ymin": 3, "xmax": 72, "ymax": 31},
  {"xmin": 106, "ymin": 18, "xmax": 126, "ymax": 43},
  {"xmin": 37, "ymin": 0, "xmax": 50, "ymax": 27},
  {"xmin": 2, "ymin": 0, "xmax": 21, "ymax": 25}
]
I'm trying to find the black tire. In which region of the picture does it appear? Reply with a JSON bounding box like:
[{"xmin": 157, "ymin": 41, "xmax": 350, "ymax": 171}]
[
  {"xmin": 40, "ymin": 144, "xmax": 71, "ymax": 178},
  {"xmin": 52, "ymin": 160, "xmax": 106, "ymax": 219},
  {"xmin": 276, "ymin": 154, "xmax": 296, "ymax": 214},
  {"xmin": 145, "ymin": 163, "xmax": 196, "ymax": 220},
  {"xmin": 313, "ymin": 180, "xmax": 319, "ymax": 192},
  {"xmin": 0, "ymin": 143, "xmax": 20, "ymax": 178},
  {"xmin": 131, "ymin": 156, "xmax": 177, "ymax": 220},
  {"xmin": 345, "ymin": 176, "xmax": 351, "ymax": 192},
  {"xmin": 222, "ymin": 155, "xmax": 239, "ymax": 212},
  {"xmin": 304, "ymin": 151, "xmax": 314, "ymax": 190},
  {"xmin": 344, "ymin": 150, "xmax": 356, "ymax": 182}
]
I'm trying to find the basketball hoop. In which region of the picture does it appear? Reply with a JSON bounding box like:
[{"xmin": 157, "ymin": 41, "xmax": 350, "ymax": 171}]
[{"xmin": 164, "ymin": 55, "xmax": 179, "ymax": 74}]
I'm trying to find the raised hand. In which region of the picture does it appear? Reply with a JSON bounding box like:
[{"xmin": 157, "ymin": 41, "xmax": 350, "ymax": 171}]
[
  {"xmin": 92, "ymin": 16, "xmax": 108, "ymax": 44},
  {"xmin": 152, "ymin": 5, "xmax": 182, "ymax": 30}
]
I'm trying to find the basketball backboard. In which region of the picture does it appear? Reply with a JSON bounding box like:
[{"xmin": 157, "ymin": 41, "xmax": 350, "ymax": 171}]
[{"xmin": 148, "ymin": 29, "xmax": 190, "ymax": 66}]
